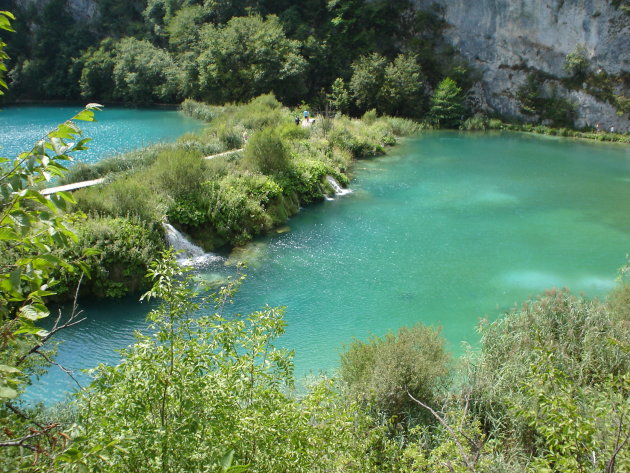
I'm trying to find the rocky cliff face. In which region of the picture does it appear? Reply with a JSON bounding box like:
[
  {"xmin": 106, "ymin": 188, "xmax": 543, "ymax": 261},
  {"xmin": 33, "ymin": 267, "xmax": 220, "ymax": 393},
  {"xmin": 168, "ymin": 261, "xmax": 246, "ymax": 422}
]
[
  {"xmin": 15, "ymin": 0, "xmax": 99, "ymax": 22},
  {"xmin": 414, "ymin": 0, "xmax": 630, "ymax": 130}
]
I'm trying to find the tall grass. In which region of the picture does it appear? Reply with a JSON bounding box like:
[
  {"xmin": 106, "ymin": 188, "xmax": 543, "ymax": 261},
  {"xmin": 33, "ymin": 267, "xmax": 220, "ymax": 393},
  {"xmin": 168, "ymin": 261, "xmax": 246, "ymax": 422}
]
[
  {"xmin": 180, "ymin": 98, "xmax": 225, "ymax": 122},
  {"xmin": 60, "ymin": 143, "xmax": 177, "ymax": 184}
]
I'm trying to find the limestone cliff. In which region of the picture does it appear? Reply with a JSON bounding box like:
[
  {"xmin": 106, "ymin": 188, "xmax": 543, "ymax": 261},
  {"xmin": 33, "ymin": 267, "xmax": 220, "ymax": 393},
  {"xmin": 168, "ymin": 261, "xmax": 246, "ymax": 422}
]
[
  {"xmin": 15, "ymin": 0, "xmax": 99, "ymax": 22},
  {"xmin": 414, "ymin": 0, "xmax": 630, "ymax": 129}
]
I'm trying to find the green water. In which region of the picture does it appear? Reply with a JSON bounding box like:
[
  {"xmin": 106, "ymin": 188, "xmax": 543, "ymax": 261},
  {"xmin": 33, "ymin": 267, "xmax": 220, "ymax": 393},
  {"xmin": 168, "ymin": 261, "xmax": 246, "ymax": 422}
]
[
  {"xmin": 27, "ymin": 131, "xmax": 630, "ymax": 404},
  {"xmin": 0, "ymin": 105, "xmax": 203, "ymax": 163}
]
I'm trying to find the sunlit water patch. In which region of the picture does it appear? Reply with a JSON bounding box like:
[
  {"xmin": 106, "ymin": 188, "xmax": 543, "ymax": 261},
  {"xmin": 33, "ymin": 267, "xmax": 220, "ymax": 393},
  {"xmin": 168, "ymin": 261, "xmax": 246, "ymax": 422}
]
[{"xmin": 0, "ymin": 105, "xmax": 203, "ymax": 164}]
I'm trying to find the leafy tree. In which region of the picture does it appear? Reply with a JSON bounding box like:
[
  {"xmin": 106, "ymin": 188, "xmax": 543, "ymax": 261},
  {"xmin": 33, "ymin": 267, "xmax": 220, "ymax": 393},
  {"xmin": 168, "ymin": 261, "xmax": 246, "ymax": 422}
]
[
  {"xmin": 466, "ymin": 288, "xmax": 629, "ymax": 469},
  {"xmin": 328, "ymin": 77, "xmax": 351, "ymax": 113},
  {"xmin": 111, "ymin": 37, "xmax": 182, "ymax": 104},
  {"xmin": 6, "ymin": 0, "xmax": 92, "ymax": 99},
  {"xmin": 77, "ymin": 39, "xmax": 117, "ymax": 101},
  {"xmin": 377, "ymin": 53, "xmax": 426, "ymax": 117},
  {"xmin": 197, "ymin": 15, "xmax": 307, "ymax": 104},
  {"xmin": 94, "ymin": 0, "xmax": 147, "ymax": 38},
  {"xmin": 348, "ymin": 52, "xmax": 387, "ymax": 113},
  {"xmin": 166, "ymin": 4, "xmax": 207, "ymax": 52},
  {"xmin": 429, "ymin": 77, "xmax": 464, "ymax": 127}
]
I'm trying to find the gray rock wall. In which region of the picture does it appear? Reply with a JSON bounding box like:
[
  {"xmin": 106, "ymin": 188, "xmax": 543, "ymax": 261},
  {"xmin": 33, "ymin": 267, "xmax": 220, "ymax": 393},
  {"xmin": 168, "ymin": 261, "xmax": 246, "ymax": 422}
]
[
  {"xmin": 414, "ymin": 0, "xmax": 630, "ymax": 130},
  {"xmin": 15, "ymin": 0, "xmax": 99, "ymax": 23}
]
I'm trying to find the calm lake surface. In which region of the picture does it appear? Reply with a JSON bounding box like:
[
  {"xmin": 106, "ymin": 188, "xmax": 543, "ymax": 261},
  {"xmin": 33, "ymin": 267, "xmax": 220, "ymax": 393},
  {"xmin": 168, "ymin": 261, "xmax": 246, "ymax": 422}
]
[
  {"xmin": 27, "ymin": 131, "xmax": 630, "ymax": 404},
  {"xmin": 0, "ymin": 105, "xmax": 203, "ymax": 163}
]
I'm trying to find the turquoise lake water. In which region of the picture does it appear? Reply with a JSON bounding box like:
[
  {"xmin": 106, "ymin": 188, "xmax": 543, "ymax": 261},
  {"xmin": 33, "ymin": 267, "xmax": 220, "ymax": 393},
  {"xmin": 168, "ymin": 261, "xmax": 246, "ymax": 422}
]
[
  {"xmin": 26, "ymin": 131, "xmax": 630, "ymax": 404},
  {"xmin": 0, "ymin": 105, "xmax": 203, "ymax": 163}
]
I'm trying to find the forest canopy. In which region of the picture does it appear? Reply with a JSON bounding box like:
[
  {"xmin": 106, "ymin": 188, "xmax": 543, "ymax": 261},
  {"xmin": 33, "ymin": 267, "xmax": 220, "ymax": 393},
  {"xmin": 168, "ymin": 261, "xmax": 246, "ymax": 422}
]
[{"xmin": 1, "ymin": 0, "xmax": 460, "ymax": 117}]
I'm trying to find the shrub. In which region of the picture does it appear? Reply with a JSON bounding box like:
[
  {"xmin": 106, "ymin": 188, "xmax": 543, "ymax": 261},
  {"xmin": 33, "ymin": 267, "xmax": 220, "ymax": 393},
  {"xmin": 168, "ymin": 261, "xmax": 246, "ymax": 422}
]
[
  {"xmin": 563, "ymin": 44, "xmax": 590, "ymax": 81},
  {"xmin": 380, "ymin": 116, "xmax": 422, "ymax": 137},
  {"xmin": 362, "ymin": 109, "xmax": 378, "ymax": 125},
  {"xmin": 467, "ymin": 289, "xmax": 629, "ymax": 456},
  {"xmin": 340, "ymin": 323, "xmax": 451, "ymax": 420},
  {"xmin": 460, "ymin": 114, "xmax": 488, "ymax": 130},
  {"xmin": 75, "ymin": 177, "xmax": 162, "ymax": 224},
  {"xmin": 60, "ymin": 143, "xmax": 169, "ymax": 184},
  {"xmin": 56, "ymin": 215, "xmax": 164, "ymax": 298},
  {"xmin": 289, "ymin": 158, "xmax": 335, "ymax": 203},
  {"xmin": 243, "ymin": 127, "xmax": 291, "ymax": 175},
  {"xmin": 204, "ymin": 173, "xmax": 281, "ymax": 245},
  {"xmin": 180, "ymin": 98, "xmax": 224, "ymax": 122},
  {"xmin": 145, "ymin": 148, "xmax": 208, "ymax": 199},
  {"xmin": 74, "ymin": 258, "xmax": 377, "ymax": 472}
]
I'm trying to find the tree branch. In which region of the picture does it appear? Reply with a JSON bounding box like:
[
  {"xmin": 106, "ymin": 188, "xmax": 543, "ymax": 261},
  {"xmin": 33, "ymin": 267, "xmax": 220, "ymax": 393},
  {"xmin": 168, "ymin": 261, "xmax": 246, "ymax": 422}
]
[
  {"xmin": 0, "ymin": 423, "xmax": 59, "ymax": 451},
  {"xmin": 606, "ymin": 408, "xmax": 629, "ymax": 473},
  {"xmin": 407, "ymin": 391, "xmax": 477, "ymax": 473},
  {"xmin": 16, "ymin": 275, "xmax": 86, "ymax": 367}
]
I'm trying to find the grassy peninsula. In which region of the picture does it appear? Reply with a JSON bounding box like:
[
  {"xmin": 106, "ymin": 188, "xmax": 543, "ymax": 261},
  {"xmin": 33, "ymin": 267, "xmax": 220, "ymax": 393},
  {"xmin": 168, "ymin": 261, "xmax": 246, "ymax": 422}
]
[{"xmin": 46, "ymin": 95, "xmax": 421, "ymax": 297}]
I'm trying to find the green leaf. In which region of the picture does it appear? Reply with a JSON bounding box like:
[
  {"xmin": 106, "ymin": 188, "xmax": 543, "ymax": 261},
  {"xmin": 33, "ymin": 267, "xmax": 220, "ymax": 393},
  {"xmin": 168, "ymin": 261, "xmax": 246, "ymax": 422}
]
[
  {"xmin": 73, "ymin": 109, "xmax": 95, "ymax": 122},
  {"xmin": 72, "ymin": 138, "xmax": 92, "ymax": 150},
  {"xmin": 0, "ymin": 385, "xmax": 18, "ymax": 399},
  {"xmin": 83, "ymin": 247, "xmax": 102, "ymax": 257},
  {"xmin": 0, "ymin": 11, "xmax": 16, "ymax": 20},
  {"xmin": 0, "ymin": 364, "xmax": 21, "ymax": 374},
  {"xmin": 225, "ymin": 466, "xmax": 250, "ymax": 473},
  {"xmin": 19, "ymin": 305, "xmax": 49, "ymax": 321},
  {"xmin": 9, "ymin": 268, "xmax": 20, "ymax": 291},
  {"xmin": 220, "ymin": 450, "xmax": 235, "ymax": 471},
  {"xmin": 0, "ymin": 227, "xmax": 19, "ymax": 240}
]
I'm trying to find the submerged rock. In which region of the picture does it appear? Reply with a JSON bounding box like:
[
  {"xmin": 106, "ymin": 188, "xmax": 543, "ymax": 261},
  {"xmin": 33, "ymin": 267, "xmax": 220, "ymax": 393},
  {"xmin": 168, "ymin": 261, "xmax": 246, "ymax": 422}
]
[{"xmin": 225, "ymin": 242, "xmax": 269, "ymax": 269}]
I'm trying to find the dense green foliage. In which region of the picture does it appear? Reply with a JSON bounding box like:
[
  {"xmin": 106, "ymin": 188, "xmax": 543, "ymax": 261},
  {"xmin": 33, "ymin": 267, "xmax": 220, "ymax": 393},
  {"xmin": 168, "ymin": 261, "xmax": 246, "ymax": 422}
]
[
  {"xmin": 56, "ymin": 216, "xmax": 165, "ymax": 298},
  {"xmin": 517, "ymin": 72, "xmax": 577, "ymax": 127},
  {"xmin": 0, "ymin": 94, "xmax": 105, "ymax": 469},
  {"xmin": 0, "ymin": 103, "xmax": 100, "ymax": 400},
  {"xmin": 70, "ymin": 256, "xmax": 372, "ymax": 472},
  {"xmin": 6, "ymin": 255, "xmax": 626, "ymax": 472},
  {"xmin": 2, "ymin": 0, "xmax": 468, "ymax": 121}
]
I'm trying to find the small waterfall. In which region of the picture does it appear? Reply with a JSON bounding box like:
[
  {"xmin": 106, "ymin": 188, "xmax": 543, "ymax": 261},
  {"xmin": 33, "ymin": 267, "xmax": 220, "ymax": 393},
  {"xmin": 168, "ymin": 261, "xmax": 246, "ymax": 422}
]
[
  {"xmin": 162, "ymin": 223, "xmax": 222, "ymax": 266},
  {"xmin": 325, "ymin": 175, "xmax": 352, "ymax": 198}
]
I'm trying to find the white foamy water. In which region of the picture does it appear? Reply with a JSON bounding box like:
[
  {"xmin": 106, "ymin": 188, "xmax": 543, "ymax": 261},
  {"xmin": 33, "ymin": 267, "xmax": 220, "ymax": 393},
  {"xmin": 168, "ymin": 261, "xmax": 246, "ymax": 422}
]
[
  {"xmin": 326, "ymin": 175, "xmax": 353, "ymax": 197},
  {"xmin": 162, "ymin": 222, "xmax": 223, "ymax": 267}
]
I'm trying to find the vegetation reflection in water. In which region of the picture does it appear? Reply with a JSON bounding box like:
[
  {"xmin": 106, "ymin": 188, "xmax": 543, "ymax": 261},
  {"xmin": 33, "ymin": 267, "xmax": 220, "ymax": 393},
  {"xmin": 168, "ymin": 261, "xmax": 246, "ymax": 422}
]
[{"xmin": 29, "ymin": 131, "xmax": 630, "ymax": 404}]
